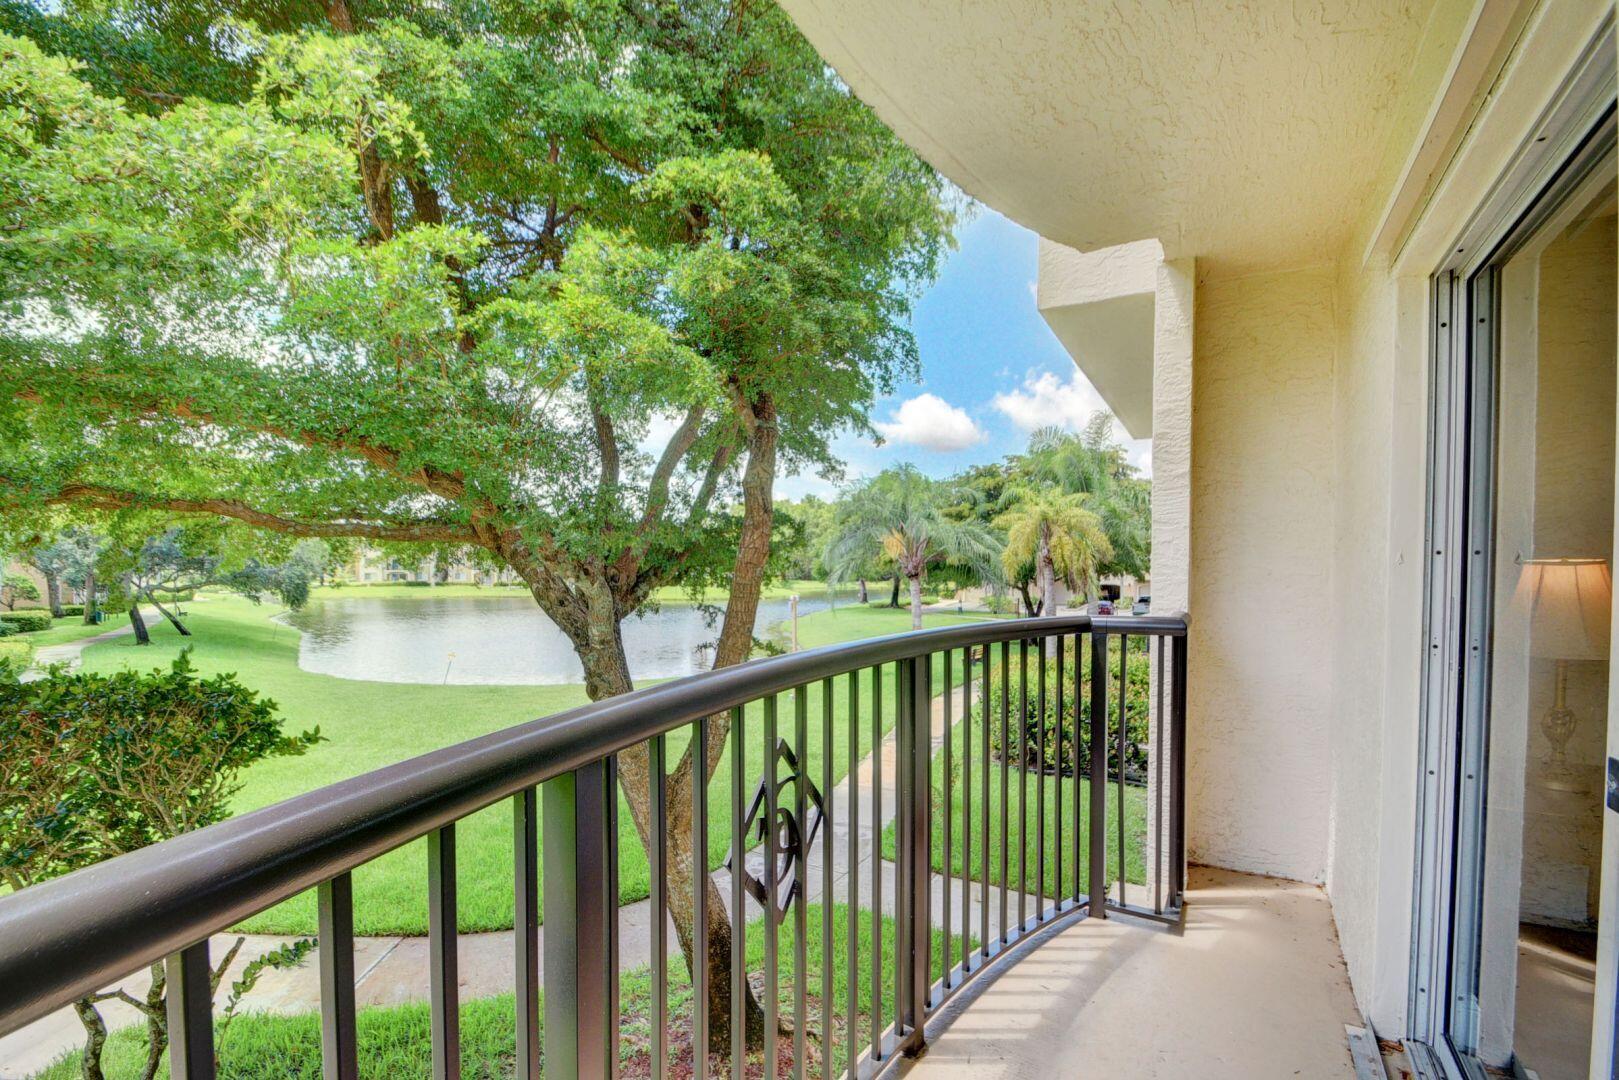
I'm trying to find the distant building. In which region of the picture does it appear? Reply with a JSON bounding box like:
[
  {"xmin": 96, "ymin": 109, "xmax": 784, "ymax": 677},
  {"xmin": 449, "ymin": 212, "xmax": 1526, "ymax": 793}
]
[{"xmin": 342, "ymin": 547, "xmax": 520, "ymax": 587}]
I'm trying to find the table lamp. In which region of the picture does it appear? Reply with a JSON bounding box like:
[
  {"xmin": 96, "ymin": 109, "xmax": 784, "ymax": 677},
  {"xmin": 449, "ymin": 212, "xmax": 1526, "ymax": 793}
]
[{"xmin": 1517, "ymin": 557, "xmax": 1612, "ymax": 787}]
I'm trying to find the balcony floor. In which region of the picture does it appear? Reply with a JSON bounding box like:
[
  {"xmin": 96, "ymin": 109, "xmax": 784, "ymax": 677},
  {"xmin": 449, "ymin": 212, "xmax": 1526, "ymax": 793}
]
[{"xmin": 899, "ymin": 867, "xmax": 1364, "ymax": 1079}]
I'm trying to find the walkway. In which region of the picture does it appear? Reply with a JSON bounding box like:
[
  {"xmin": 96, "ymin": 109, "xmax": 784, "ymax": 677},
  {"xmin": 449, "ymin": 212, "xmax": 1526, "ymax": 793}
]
[{"xmin": 21, "ymin": 611, "xmax": 143, "ymax": 679}]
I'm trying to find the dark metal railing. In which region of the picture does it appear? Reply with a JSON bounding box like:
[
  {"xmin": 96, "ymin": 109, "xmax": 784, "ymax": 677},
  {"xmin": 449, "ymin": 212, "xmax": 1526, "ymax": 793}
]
[{"xmin": 0, "ymin": 612, "xmax": 1187, "ymax": 1079}]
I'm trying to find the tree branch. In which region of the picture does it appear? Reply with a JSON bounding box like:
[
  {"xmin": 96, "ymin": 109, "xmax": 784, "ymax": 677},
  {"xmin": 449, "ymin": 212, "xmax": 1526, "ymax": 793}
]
[
  {"xmin": 641, "ymin": 403, "xmax": 706, "ymax": 528},
  {"xmin": 43, "ymin": 483, "xmax": 478, "ymax": 544}
]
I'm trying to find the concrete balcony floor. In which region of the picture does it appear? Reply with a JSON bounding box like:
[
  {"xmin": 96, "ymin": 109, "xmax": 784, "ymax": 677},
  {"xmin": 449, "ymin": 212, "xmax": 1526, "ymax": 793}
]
[{"xmin": 900, "ymin": 867, "xmax": 1365, "ymax": 1080}]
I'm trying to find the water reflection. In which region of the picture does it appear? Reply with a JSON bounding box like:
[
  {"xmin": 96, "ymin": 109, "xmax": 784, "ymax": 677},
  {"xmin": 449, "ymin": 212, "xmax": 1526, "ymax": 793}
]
[{"xmin": 283, "ymin": 592, "xmax": 845, "ymax": 685}]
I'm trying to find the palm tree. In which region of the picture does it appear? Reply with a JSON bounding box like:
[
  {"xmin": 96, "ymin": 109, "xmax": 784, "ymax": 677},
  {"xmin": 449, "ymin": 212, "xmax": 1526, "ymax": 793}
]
[
  {"xmin": 825, "ymin": 465, "xmax": 1002, "ymax": 629},
  {"xmin": 1024, "ymin": 417, "xmax": 1150, "ymax": 581},
  {"xmin": 995, "ymin": 487, "xmax": 1113, "ymax": 617}
]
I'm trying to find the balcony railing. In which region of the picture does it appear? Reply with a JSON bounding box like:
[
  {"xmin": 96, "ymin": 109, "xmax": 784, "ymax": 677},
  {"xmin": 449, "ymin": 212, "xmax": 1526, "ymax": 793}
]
[{"xmin": 0, "ymin": 612, "xmax": 1187, "ymax": 1079}]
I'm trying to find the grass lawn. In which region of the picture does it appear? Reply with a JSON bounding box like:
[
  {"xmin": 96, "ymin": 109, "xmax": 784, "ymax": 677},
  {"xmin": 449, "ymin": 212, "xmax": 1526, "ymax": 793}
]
[
  {"xmin": 35, "ymin": 905, "xmax": 962, "ymax": 1079},
  {"xmin": 879, "ymin": 709, "xmax": 1150, "ymax": 899},
  {"xmin": 76, "ymin": 597, "xmax": 989, "ymax": 936}
]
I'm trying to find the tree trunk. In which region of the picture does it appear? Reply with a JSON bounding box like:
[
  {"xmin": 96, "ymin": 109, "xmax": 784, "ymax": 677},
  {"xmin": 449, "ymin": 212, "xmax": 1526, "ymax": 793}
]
[
  {"xmin": 44, "ymin": 570, "xmax": 62, "ymax": 618},
  {"xmin": 888, "ymin": 575, "xmax": 900, "ymax": 608},
  {"xmin": 82, "ymin": 571, "xmax": 97, "ymax": 624},
  {"xmin": 1017, "ymin": 582, "xmax": 1039, "ymax": 617},
  {"xmin": 128, "ymin": 601, "xmax": 150, "ymax": 645},
  {"xmin": 575, "ymin": 627, "xmax": 767, "ymax": 1055},
  {"xmin": 908, "ymin": 573, "xmax": 924, "ymax": 630},
  {"xmin": 857, "ymin": 577, "xmax": 868, "ymax": 604},
  {"xmin": 1038, "ymin": 526, "xmax": 1057, "ymax": 617},
  {"xmin": 147, "ymin": 593, "xmax": 191, "ymax": 636},
  {"xmin": 138, "ymin": 961, "xmax": 166, "ymax": 1080},
  {"xmin": 71, "ymin": 998, "xmax": 107, "ymax": 1080}
]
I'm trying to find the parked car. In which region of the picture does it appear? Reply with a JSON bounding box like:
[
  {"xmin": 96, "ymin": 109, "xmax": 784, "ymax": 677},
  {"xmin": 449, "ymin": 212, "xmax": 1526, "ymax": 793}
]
[
  {"xmin": 1132, "ymin": 595, "xmax": 1151, "ymax": 616},
  {"xmin": 1093, "ymin": 598, "xmax": 1115, "ymax": 616}
]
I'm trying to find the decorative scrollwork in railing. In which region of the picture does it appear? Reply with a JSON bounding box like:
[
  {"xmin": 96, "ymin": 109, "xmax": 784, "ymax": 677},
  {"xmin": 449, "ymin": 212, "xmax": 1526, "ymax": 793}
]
[{"xmin": 729, "ymin": 737, "xmax": 825, "ymax": 924}]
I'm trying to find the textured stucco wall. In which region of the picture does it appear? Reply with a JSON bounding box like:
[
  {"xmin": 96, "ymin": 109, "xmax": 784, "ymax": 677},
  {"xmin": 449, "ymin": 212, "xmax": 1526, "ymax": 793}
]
[{"xmin": 1189, "ymin": 266, "xmax": 1337, "ymax": 881}]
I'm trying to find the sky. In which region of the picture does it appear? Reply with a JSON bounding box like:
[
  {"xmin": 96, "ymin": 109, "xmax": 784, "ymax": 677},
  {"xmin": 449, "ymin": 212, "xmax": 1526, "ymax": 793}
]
[{"xmin": 776, "ymin": 206, "xmax": 1153, "ymax": 500}]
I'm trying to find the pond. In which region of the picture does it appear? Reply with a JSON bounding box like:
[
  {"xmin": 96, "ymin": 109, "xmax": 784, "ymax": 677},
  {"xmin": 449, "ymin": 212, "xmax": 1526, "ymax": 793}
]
[{"xmin": 282, "ymin": 591, "xmax": 848, "ymax": 685}]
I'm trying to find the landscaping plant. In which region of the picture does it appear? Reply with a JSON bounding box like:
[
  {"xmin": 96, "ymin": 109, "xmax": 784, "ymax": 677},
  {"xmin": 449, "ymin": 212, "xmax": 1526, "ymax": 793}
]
[{"xmin": 0, "ymin": 651, "xmax": 321, "ymax": 1080}]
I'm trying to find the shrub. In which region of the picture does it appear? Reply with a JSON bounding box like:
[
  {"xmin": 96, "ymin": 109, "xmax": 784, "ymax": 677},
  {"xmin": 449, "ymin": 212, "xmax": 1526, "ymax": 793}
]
[
  {"xmin": 982, "ymin": 636, "xmax": 1154, "ymax": 784},
  {"xmin": 401, "ymin": 579, "xmax": 431, "ymax": 587},
  {"xmin": 0, "ymin": 609, "xmax": 53, "ymax": 633},
  {"xmin": 0, "ymin": 652, "xmax": 322, "ymax": 1080},
  {"xmin": 0, "ymin": 621, "xmax": 15, "ymax": 638},
  {"xmin": 0, "ymin": 640, "xmax": 31, "ymax": 672},
  {"xmin": 59, "ymin": 604, "xmax": 84, "ymax": 617}
]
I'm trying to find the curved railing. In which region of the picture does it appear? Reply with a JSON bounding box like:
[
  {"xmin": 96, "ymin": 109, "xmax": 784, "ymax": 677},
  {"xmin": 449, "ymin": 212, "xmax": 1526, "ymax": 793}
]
[{"xmin": 0, "ymin": 611, "xmax": 1186, "ymax": 1079}]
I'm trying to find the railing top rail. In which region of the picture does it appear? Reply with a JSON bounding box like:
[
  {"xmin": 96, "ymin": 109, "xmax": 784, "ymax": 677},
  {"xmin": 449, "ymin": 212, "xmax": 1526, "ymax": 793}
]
[{"xmin": 0, "ymin": 610, "xmax": 1185, "ymax": 1033}]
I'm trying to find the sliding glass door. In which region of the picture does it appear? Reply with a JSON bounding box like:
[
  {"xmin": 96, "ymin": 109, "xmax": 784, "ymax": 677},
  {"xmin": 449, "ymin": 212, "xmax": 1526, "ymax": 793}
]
[{"xmin": 1413, "ymin": 100, "xmax": 1616, "ymax": 1080}]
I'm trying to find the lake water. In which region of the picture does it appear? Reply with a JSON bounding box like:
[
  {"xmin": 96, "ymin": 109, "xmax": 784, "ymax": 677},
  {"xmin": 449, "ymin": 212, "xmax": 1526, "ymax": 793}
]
[{"xmin": 283, "ymin": 591, "xmax": 846, "ymax": 685}]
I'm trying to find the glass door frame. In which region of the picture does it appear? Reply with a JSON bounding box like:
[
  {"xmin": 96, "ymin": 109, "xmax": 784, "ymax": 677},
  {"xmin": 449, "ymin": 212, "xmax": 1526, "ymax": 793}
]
[{"xmin": 1408, "ymin": 26, "xmax": 1616, "ymax": 1078}]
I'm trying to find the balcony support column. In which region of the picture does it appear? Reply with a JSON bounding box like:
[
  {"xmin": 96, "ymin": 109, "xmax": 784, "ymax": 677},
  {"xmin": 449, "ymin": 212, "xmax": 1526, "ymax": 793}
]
[{"xmin": 542, "ymin": 758, "xmax": 616, "ymax": 1080}]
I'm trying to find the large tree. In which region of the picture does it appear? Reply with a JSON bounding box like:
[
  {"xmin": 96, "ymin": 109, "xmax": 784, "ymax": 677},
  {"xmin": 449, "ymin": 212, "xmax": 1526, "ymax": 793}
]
[{"xmin": 0, "ymin": 0, "xmax": 952, "ymax": 1047}]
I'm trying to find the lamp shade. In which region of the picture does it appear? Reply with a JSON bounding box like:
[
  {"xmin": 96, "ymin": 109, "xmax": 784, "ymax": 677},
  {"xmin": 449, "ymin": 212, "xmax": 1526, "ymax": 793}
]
[{"xmin": 1516, "ymin": 557, "xmax": 1612, "ymax": 661}]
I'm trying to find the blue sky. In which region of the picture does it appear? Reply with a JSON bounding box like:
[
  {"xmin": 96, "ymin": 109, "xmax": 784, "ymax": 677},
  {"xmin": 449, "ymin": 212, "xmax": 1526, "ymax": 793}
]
[{"xmin": 777, "ymin": 206, "xmax": 1151, "ymax": 500}]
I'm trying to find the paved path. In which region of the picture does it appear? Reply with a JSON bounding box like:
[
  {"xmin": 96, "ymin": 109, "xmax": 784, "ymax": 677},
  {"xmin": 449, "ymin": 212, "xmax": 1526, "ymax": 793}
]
[
  {"xmin": 21, "ymin": 611, "xmax": 144, "ymax": 680},
  {"xmin": 2, "ymin": 679, "xmax": 1074, "ymax": 1077}
]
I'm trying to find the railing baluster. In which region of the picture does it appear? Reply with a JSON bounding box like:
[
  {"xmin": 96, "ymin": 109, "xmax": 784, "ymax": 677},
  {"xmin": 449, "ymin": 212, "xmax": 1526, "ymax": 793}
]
[
  {"xmin": 869, "ymin": 664, "xmax": 882, "ymax": 1065},
  {"xmin": 893, "ymin": 660, "xmax": 909, "ymax": 1026},
  {"xmin": 515, "ymin": 790, "xmax": 540, "ymax": 1080},
  {"xmin": 730, "ymin": 705, "xmax": 746, "ymax": 1080},
  {"xmin": 763, "ymin": 695, "xmax": 779, "ymax": 1077},
  {"xmin": 1036, "ymin": 636, "xmax": 1046, "ymax": 918},
  {"xmin": 1054, "ymin": 634, "xmax": 1064, "ymax": 908},
  {"xmin": 1117, "ymin": 634, "xmax": 1129, "ymax": 909},
  {"xmin": 318, "ymin": 872, "xmax": 358, "ymax": 1080},
  {"xmin": 165, "ymin": 941, "xmax": 213, "ymax": 1080},
  {"xmin": 980, "ymin": 644, "xmax": 991, "ymax": 958},
  {"xmin": 1171, "ymin": 633, "xmax": 1188, "ymax": 905},
  {"xmin": 960, "ymin": 647, "xmax": 972, "ymax": 976},
  {"xmin": 543, "ymin": 760, "xmax": 614, "ymax": 1078},
  {"xmin": 900, "ymin": 655, "xmax": 931, "ymax": 1050},
  {"xmin": 1071, "ymin": 633, "xmax": 1083, "ymax": 905},
  {"xmin": 845, "ymin": 672, "xmax": 860, "ymax": 1074},
  {"xmin": 998, "ymin": 640, "xmax": 1009, "ymax": 943},
  {"xmin": 428, "ymin": 825, "xmax": 460, "ymax": 1080},
  {"xmin": 820, "ymin": 677, "xmax": 834, "ymax": 1080},
  {"xmin": 649, "ymin": 737, "xmax": 667, "ymax": 1080},
  {"xmin": 1154, "ymin": 636, "xmax": 1164, "ymax": 916},
  {"xmin": 941, "ymin": 648, "xmax": 952, "ymax": 988},
  {"xmin": 1017, "ymin": 639, "xmax": 1028, "ymax": 933},
  {"xmin": 1088, "ymin": 633, "xmax": 1108, "ymax": 916},
  {"xmin": 793, "ymin": 687, "xmax": 808, "ymax": 1079},
  {"xmin": 693, "ymin": 721, "xmax": 709, "ymax": 1080}
]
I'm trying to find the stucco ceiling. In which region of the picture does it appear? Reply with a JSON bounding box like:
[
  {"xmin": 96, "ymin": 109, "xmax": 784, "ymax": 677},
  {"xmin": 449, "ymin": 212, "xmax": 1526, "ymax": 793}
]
[{"xmin": 780, "ymin": 0, "xmax": 1439, "ymax": 273}]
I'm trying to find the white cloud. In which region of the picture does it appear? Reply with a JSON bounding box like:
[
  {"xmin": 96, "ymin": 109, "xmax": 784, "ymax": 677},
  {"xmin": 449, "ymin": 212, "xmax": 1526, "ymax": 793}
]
[
  {"xmin": 873, "ymin": 393, "xmax": 985, "ymax": 452},
  {"xmin": 991, "ymin": 369, "xmax": 1113, "ymax": 433},
  {"xmin": 992, "ymin": 369, "xmax": 1153, "ymax": 477}
]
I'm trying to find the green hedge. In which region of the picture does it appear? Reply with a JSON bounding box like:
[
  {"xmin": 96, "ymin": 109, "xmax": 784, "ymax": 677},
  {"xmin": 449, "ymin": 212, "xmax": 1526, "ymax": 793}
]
[
  {"xmin": 59, "ymin": 604, "xmax": 85, "ymax": 617},
  {"xmin": 0, "ymin": 639, "xmax": 33, "ymax": 668},
  {"xmin": 0, "ymin": 610, "xmax": 53, "ymax": 633},
  {"xmin": 983, "ymin": 636, "xmax": 1153, "ymax": 783}
]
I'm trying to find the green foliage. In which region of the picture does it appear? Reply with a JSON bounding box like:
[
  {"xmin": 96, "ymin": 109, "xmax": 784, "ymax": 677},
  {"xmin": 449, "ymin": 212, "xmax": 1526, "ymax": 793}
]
[
  {"xmin": 1, "ymin": 570, "xmax": 38, "ymax": 609},
  {"xmin": 982, "ymin": 637, "xmax": 1153, "ymax": 783},
  {"xmin": 0, "ymin": 0, "xmax": 954, "ymax": 677},
  {"xmin": 0, "ymin": 607, "xmax": 51, "ymax": 632},
  {"xmin": 824, "ymin": 465, "xmax": 1002, "ymax": 601},
  {"xmin": 994, "ymin": 486, "xmax": 1113, "ymax": 606},
  {"xmin": 0, "ymin": 648, "xmax": 322, "ymax": 891},
  {"xmin": 59, "ymin": 603, "xmax": 83, "ymax": 616},
  {"xmin": 0, "ymin": 638, "xmax": 30, "ymax": 668}
]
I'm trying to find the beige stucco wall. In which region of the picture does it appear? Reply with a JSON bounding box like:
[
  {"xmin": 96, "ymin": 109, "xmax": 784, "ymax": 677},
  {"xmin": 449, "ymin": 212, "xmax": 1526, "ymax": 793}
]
[{"xmin": 1188, "ymin": 265, "xmax": 1338, "ymax": 881}]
